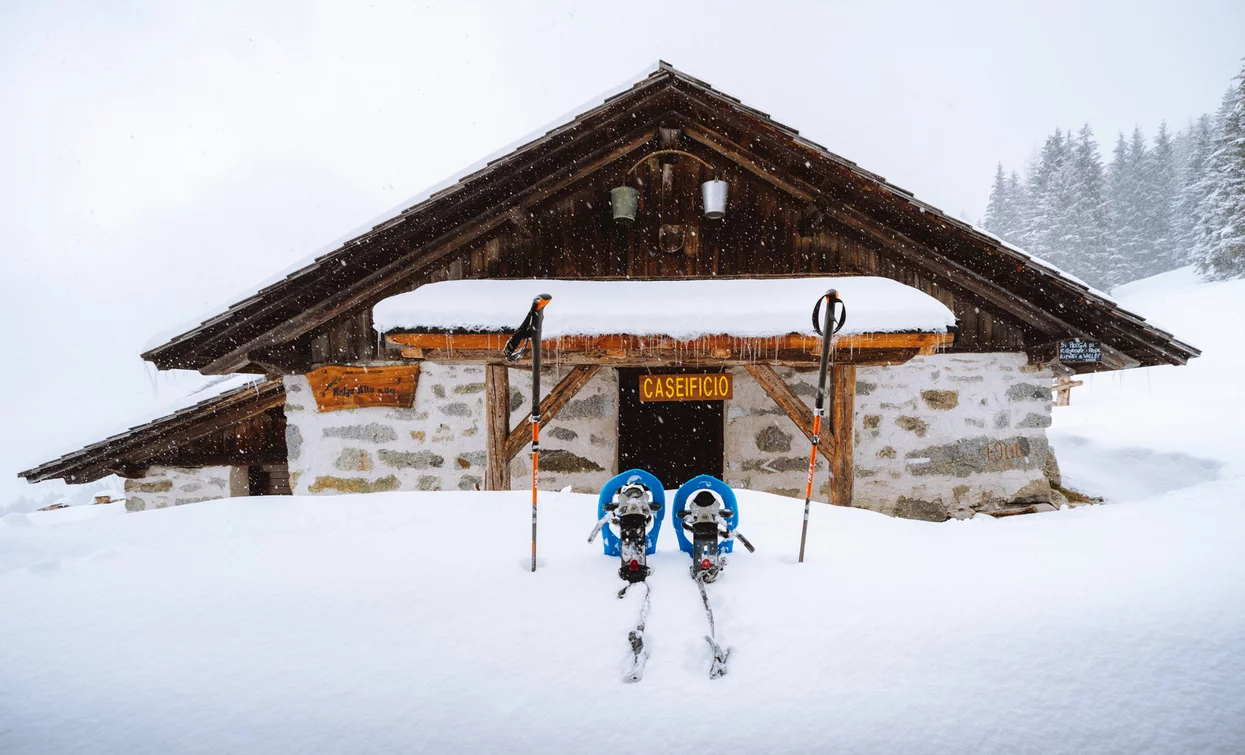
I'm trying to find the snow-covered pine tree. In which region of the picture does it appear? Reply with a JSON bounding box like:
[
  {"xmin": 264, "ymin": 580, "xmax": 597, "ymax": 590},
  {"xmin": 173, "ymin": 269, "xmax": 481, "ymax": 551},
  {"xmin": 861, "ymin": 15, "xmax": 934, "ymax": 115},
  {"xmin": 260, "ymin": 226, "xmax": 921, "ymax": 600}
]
[
  {"xmin": 1013, "ymin": 149, "xmax": 1043, "ymax": 254},
  {"xmin": 1194, "ymin": 64, "xmax": 1245, "ymax": 280},
  {"xmin": 1003, "ymin": 169, "xmax": 1027, "ymax": 249},
  {"xmin": 1025, "ymin": 129, "xmax": 1080, "ymax": 271},
  {"xmin": 1106, "ymin": 129, "xmax": 1150, "ymax": 287},
  {"xmin": 984, "ymin": 163, "xmax": 1012, "ymax": 240},
  {"xmin": 1175, "ymin": 115, "xmax": 1215, "ymax": 266},
  {"xmin": 1068, "ymin": 124, "xmax": 1111, "ymax": 287},
  {"xmin": 1145, "ymin": 122, "xmax": 1179, "ymax": 276}
]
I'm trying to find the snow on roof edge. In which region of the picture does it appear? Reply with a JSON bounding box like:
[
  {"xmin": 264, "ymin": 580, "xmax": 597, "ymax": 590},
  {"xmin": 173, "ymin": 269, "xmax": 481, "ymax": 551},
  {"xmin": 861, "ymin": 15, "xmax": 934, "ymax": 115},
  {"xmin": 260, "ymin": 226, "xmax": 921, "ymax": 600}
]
[{"xmin": 373, "ymin": 277, "xmax": 956, "ymax": 341}]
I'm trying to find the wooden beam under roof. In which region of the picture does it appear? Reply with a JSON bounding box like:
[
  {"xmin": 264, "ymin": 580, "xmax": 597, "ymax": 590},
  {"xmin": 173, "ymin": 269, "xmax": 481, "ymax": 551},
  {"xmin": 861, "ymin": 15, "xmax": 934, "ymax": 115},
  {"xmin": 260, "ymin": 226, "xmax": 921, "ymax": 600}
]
[{"xmin": 386, "ymin": 332, "xmax": 952, "ymax": 368}]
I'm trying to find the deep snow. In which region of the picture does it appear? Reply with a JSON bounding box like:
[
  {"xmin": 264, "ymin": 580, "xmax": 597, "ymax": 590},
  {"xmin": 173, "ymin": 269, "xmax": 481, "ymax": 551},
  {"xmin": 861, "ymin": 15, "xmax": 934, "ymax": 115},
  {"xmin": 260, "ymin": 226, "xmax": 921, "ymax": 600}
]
[
  {"xmin": 2, "ymin": 486, "xmax": 1243, "ymax": 754},
  {"xmin": 1049, "ymin": 266, "xmax": 1243, "ymax": 497},
  {"xmin": 3, "ymin": 266, "xmax": 1243, "ymax": 754}
]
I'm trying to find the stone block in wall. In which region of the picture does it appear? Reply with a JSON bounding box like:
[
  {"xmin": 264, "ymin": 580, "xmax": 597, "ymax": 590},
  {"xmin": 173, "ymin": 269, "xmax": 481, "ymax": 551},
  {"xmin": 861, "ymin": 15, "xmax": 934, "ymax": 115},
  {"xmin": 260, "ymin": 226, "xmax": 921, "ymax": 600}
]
[
  {"xmin": 920, "ymin": 390, "xmax": 959, "ymax": 410},
  {"xmin": 903, "ymin": 435, "xmax": 1048, "ymax": 478},
  {"xmin": 755, "ymin": 425, "xmax": 793, "ymax": 453},
  {"xmin": 378, "ymin": 449, "xmax": 444, "ymax": 469},
  {"xmin": 123, "ymin": 466, "xmax": 234, "ymax": 512},
  {"xmin": 335, "ymin": 448, "xmax": 374, "ymax": 472},
  {"xmin": 323, "ymin": 423, "xmax": 398, "ymax": 444},
  {"xmin": 307, "ymin": 475, "xmax": 401, "ymax": 494}
]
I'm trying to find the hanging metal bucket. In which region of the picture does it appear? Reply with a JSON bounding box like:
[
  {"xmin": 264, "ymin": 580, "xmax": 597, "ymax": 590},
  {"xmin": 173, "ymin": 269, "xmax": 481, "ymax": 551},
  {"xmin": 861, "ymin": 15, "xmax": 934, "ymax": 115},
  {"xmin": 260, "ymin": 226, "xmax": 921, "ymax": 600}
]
[
  {"xmin": 611, "ymin": 186, "xmax": 640, "ymax": 226},
  {"xmin": 701, "ymin": 179, "xmax": 728, "ymax": 220}
]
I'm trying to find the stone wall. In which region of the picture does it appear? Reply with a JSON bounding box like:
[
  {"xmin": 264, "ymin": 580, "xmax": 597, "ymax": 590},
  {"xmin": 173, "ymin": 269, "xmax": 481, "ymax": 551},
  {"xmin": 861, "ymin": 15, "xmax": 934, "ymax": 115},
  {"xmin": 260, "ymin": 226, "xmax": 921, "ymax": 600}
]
[
  {"xmin": 285, "ymin": 355, "xmax": 1050, "ymax": 520},
  {"xmin": 124, "ymin": 466, "xmax": 233, "ymax": 512},
  {"xmin": 284, "ymin": 364, "xmax": 488, "ymax": 494},
  {"xmin": 508, "ymin": 367, "xmax": 619, "ymax": 493},
  {"xmin": 724, "ymin": 354, "xmax": 1054, "ymax": 521},
  {"xmin": 723, "ymin": 366, "xmax": 827, "ymax": 499},
  {"xmin": 284, "ymin": 364, "xmax": 619, "ymax": 495}
]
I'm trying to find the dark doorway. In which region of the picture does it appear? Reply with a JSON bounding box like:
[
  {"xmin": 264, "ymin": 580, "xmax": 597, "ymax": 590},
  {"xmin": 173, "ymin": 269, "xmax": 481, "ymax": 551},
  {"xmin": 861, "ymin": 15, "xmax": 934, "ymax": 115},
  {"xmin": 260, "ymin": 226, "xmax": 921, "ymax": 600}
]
[
  {"xmin": 248, "ymin": 463, "xmax": 292, "ymax": 496},
  {"xmin": 618, "ymin": 368, "xmax": 725, "ymax": 489}
]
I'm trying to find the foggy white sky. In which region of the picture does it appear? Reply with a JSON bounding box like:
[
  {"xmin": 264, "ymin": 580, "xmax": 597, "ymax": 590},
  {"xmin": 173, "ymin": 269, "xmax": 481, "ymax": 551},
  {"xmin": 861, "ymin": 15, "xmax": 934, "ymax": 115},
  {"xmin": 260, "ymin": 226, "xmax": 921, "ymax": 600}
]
[{"xmin": 1, "ymin": 0, "xmax": 1241, "ymax": 506}]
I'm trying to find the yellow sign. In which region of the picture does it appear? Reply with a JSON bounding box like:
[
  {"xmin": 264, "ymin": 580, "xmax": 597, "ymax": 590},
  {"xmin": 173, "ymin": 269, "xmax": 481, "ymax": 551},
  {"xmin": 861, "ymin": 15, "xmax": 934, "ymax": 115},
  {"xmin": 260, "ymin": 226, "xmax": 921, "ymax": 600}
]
[{"xmin": 639, "ymin": 373, "xmax": 732, "ymax": 403}]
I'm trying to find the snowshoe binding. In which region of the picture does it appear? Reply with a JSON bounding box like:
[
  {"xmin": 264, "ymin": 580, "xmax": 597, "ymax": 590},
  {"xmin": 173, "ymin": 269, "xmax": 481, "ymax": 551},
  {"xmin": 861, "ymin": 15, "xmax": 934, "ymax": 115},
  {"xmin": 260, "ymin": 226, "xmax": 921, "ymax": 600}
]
[
  {"xmin": 678, "ymin": 490, "xmax": 734, "ymax": 582},
  {"xmin": 589, "ymin": 480, "xmax": 663, "ymax": 583}
]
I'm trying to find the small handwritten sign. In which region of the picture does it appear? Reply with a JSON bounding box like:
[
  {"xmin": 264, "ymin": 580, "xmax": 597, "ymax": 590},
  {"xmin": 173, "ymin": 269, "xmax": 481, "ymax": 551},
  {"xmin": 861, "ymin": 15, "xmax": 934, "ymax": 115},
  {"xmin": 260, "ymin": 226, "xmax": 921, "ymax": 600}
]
[
  {"xmin": 307, "ymin": 365, "xmax": 420, "ymax": 412},
  {"xmin": 639, "ymin": 373, "xmax": 732, "ymax": 403},
  {"xmin": 1058, "ymin": 340, "xmax": 1102, "ymax": 363}
]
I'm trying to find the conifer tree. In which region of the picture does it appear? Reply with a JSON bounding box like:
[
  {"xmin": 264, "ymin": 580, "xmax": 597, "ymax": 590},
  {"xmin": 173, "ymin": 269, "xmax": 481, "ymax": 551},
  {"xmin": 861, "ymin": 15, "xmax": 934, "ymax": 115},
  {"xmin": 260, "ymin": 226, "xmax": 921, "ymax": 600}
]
[
  {"xmin": 1146, "ymin": 122, "xmax": 1179, "ymax": 275},
  {"xmin": 1176, "ymin": 115, "xmax": 1215, "ymax": 263},
  {"xmin": 981, "ymin": 60, "xmax": 1245, "ymax": 286},
  {"xmin": 984, "ymin": 163, "xmax": 1012, "ymax": 240},
  {"xmin": 1025, "ymin": 129, "xmax": 1079, "ymax": 270},
  {"xmin": 1194, "ymin": 64, "xmax": 1245, "ymax": 280},
  {"xmin": 1068, "ymin": 124, "xmax": 1111, "ymax": 286}
]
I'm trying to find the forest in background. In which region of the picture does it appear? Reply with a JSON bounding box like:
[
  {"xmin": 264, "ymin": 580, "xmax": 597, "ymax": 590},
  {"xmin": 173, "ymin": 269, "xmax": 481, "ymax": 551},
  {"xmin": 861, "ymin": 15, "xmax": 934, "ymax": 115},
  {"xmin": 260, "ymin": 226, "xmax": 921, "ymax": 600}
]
[{"xmin": 983, "ymin": 59, "xmax": 1245, "ymax": 290}]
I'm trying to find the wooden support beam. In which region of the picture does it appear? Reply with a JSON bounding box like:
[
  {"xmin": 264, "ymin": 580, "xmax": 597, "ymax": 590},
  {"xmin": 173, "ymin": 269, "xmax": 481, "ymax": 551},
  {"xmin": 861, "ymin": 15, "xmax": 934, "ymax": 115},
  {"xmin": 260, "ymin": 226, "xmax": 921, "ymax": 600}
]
[
  {"xmin": 503, "ymin": 366, "xmax": 601, "ymax": 462},
  {"xmin": 485, "ymin": 365, "xmax": 511, "ymax": 491},
  {"xmin": 829, "ymin": 364, "xmax": 856, "ymax": 507},
  {"xmin": 743, "ymin": 365, "xmax": 831, "ymax": 462},
  {"xmin": 398, "ymin": 348, "xmax": 924, "ymax": 368}
]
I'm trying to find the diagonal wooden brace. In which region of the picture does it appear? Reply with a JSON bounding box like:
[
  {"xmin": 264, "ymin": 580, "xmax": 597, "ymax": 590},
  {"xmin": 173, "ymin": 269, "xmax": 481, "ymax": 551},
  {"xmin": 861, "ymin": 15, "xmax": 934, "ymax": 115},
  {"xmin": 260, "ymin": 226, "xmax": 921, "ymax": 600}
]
[
  {"xmin": 744, "ymin": 364, "xmax": 832, "ymax": 462},
  {"xmin": 745, "ymin": 363, "xmax": 855, "ymax": 507},
  {"xmin": 503, "ymin": 365, "xmax": 601, "ymax": 462}
]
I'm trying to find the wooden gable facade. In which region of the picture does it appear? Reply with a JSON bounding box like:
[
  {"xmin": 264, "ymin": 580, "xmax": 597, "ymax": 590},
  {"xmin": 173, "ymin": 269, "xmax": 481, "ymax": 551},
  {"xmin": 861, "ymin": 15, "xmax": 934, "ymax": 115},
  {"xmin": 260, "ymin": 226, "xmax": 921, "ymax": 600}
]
[
  {"xmin": 141, "ymin": 63, "xmax": 1198, "ymax": 379},
  {"xmin": 141, "ymin": 62, "xmax": 1200, "ymax": 381}
]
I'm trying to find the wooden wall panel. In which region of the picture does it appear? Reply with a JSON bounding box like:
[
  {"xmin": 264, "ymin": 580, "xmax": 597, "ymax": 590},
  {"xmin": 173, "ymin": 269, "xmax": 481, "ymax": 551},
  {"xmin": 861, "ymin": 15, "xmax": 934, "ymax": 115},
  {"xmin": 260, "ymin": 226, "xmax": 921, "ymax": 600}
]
[{"xmin": 295, "ymin": 139, "xmax": 1034, "ymax": 364}]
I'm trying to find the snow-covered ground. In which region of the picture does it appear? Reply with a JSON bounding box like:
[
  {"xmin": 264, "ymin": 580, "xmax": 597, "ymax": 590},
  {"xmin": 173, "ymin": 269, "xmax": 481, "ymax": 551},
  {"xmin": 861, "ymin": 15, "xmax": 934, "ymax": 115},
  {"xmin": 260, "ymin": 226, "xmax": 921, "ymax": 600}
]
[
  {"xmin": 3, "ymin": 488, "xmax": 1243, "ymax": 753},
  {"xmin": 2, "ymin": 267, "xmax": 1243, "ymax": 753},
  {"xmin": 1050, "ymin": 266, "xmax": 1244, "ymax": 498}
]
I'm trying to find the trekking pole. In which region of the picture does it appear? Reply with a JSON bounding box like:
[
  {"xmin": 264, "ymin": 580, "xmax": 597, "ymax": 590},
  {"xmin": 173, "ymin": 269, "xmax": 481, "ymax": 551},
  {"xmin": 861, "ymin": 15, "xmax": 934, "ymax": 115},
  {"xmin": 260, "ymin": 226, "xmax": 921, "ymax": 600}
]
[
  {"xmin": 799, "ymin": 289, "xmax": 846, "ymax": 563},
  {"xmin": 504, "ymin": 294, "xmax": 552, "ymax": 572}
]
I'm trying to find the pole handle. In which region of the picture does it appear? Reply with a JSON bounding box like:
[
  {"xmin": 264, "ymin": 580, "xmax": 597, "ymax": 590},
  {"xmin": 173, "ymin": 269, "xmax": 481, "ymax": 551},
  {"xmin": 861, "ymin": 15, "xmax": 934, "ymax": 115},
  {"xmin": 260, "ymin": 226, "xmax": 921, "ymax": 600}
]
[{"xmin": 811, "ymin": 290, "xmax": 847, "ymax": 337}]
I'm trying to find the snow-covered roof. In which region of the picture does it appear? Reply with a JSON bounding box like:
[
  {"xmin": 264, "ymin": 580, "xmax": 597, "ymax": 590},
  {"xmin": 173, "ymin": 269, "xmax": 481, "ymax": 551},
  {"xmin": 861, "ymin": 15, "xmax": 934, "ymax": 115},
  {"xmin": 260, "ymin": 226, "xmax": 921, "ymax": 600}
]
[
  {"xmin": 373, "ymin": 277, "xmax": 956, "ymax": 339},
  {"xmin": 19, "ymin": 376, "xmax": 283, "ymax": 485},
  {"xmin": 141, "ymin": 61, "xmax": 1199, "ymax": 373}
]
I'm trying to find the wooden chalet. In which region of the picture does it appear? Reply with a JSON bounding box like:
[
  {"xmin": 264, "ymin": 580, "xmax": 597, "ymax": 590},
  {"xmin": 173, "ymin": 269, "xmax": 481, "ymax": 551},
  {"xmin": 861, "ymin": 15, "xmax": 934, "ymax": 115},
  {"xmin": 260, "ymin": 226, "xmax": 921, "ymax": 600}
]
[{"xmin": 22, "ymin": 62, "xmax": 1198, "ymax": 520}]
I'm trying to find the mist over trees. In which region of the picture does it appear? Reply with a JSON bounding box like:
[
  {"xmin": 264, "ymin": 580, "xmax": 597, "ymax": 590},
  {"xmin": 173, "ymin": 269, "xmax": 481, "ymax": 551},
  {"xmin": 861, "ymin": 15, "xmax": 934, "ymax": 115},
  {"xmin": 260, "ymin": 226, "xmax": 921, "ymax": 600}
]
[{"xmin": 984, "ymin": 59, "xmax": 1245, "ymax": 289}]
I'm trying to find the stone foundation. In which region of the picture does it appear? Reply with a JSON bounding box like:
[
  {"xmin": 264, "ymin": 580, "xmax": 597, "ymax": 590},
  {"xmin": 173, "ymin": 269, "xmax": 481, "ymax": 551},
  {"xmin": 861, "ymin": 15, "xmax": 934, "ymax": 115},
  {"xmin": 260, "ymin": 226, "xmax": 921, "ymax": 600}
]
[
  {"xmin": 284, "ymin": 364, "xmax": 619, "ymax": 495},
  {"xmin": 724, "ymin": 353, "xmax": 1053, "ymax": 520},
  {"xmin": 124, "ymin": 466, "xmax": 233, "ymax": 511},
  {"xmin": 284, "ymin": 353, "xmax": 1051, "ymax": 521}
]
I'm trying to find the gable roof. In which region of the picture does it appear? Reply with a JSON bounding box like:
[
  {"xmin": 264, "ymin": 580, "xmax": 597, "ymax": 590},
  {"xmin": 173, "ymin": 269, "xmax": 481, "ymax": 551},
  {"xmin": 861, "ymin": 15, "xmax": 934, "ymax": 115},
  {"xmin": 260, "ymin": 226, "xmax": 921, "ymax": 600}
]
[
  {"xmin": 141, "ymin": 62, "xmax": 1199, "ymax": 374},
  {"xmin": 18, "ymin": 378, "xmax": 285, "ymax": 484}
]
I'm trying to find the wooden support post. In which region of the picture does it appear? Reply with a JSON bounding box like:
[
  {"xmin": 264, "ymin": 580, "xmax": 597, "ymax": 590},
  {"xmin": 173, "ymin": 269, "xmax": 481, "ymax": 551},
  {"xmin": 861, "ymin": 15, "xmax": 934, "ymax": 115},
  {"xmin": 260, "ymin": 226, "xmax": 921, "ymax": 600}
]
[
  {"xmin": 743, "ymin": 365, "xmax": 831, "ymax": 462},
  {"xmin": 1052, "ymin": 375, "xmax": 1084, "ymax": 407},
  {"xmin": 829, "ymin": 364, "xmax": 856, "ymax": 507},
  {"xmin": 504, "ymin": 366, "xmax": 601, "ymax": 461},
  {"xmin": 485, "ymin": 365, "xmax": 511, "ymax": 491}
]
